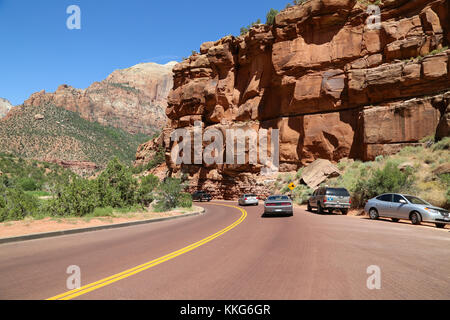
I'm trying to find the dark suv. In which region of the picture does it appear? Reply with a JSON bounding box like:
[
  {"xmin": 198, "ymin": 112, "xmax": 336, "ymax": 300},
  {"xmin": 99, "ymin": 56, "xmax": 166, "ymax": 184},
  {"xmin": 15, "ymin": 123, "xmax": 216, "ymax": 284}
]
[
  {"xmin": 307, "ymin": 187, "xmax": 351, "ymax": 215},
  {"xmin": 192, "ymin": 191, "xmax": 212, "ymax": 202}
]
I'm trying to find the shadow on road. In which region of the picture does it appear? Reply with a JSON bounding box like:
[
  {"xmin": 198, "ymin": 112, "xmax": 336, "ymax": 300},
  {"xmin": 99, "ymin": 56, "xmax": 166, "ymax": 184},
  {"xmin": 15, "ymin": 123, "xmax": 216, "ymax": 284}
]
[
  {"xmin": 261, "ymin": 213, "xmax": 294, "ymax": 218},
  {"xmin": 360, "ymin": 217, "xmax": 449, "ymax": 231},
  {"xmin": 306, "ymin": 209, "xmax": 346, "ymax": 216}
]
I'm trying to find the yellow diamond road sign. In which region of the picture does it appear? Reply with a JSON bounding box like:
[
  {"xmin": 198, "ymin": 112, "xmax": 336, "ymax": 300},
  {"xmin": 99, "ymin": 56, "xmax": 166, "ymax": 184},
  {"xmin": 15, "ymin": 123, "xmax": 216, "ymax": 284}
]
[{"xmin": 288, "ymin": 182, "xmax": 296, "ymax": 191}]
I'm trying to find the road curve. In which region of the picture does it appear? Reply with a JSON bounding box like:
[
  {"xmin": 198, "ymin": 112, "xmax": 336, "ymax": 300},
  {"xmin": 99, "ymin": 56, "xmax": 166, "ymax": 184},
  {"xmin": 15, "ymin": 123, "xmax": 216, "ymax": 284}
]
[{"xmin": 0, "ymin": 202, "xmax": 449, "ymax": 300}]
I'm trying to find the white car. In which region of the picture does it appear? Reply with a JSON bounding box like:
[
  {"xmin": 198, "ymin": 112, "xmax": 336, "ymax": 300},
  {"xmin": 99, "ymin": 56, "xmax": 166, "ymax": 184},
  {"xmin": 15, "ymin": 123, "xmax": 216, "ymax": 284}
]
[
  {"xmin": 238, "ymin": 194, "xmax": 259, "ymax": 206},
  {"xmin": 365, "ymin": 193, "xmax": 450, "ymax": 228}
]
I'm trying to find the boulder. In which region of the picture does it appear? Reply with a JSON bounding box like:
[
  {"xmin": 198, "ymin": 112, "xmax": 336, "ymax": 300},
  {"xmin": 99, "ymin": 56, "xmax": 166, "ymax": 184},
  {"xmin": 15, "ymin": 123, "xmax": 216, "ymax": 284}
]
[
  {"xmin": 34, "ymin": 114, "xmax": 44, "ymax": 121},
  {"xmin": 398, "ymin": 162, "xmax": 415, "ymax": 172},
  {"xmin": 301, "ymin": 159, "xmax": 341, "ymax": 189},
  {"xmin": 432, "ymin": 163, "xmax": 450, "ymax": 176}
]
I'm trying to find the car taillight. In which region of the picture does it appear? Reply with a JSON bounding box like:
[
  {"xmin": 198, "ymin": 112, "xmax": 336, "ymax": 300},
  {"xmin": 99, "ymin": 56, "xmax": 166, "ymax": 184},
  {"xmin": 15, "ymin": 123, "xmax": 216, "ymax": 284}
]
[
  {"xmin": 323, "ymin": 197, "xmax": 327, "ymax": 203},
  {"xmin": 349, "ymin": 199, "xmax": 352, "ymax": 204},
  {"xmin": 280, "ymin": 202, "xmax": 291, "ymax": 206},
  {"xmin": 244, "ymin": 198, "xmax": 248, "ymax": 201},
  {"xmin": 266, "ymin": 203, "xmax": 276, "ymax": 206}
]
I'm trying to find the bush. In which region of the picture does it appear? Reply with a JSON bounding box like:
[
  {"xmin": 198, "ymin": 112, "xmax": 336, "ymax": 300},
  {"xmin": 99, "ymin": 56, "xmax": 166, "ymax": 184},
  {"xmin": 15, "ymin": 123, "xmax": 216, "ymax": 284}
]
[
  {"xmin": 266, "ymin": 9, "xmax": 279, "ymax": 25},
  {"xmin": 177, "ymin": 193, "xmax": 193, "ymax": 208},
  {"xmin": 18, "ymin": 177, "xmax": 38, "ymax": 191},
  {"xmin": 432, "ymin": 137, "xmax": 450, "ymax": 151},
  {"xmin": 137, "ymin": 174, "xmax": 159, "ymax": 206},
  {"xmin": 240, "ymin": 19, "xmax": 262, "ymax": 36},
  {"xmin": 0, "ymin": 186, "xmax": 40, "ymax": 222},
  {"xmin": 153, "ymin": 178, "xmax": 186, "ymax": 212},
  {"xmin": 292, "ymin": 184, "xmax": 313, "ymax": 205},
  {"xmin": 47, "ymin": 177, "xmax": 98, "ymax": 217},
  {"xmin": 353, "ymin": 161, "xmax": 414, "ymax": 207},
  {"xmin": 96, "ymin": 158, "xmax": 138, "ymax": 208}
]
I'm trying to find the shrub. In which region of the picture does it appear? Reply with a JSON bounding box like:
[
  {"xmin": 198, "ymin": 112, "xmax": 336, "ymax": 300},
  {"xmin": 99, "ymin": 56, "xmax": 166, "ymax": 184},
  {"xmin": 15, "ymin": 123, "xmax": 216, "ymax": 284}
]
[
  {"xmin": 18, "ymin": 177, "xmax": 38, "ymax": 191},
  {"xmin": 153, "ymin": 178, "xmax": 185, "ymax": 212},
  {"xmin": 137, "ymin": 174, "xmax": 159, "ymax": 206},
  {"xmin": 353, "ymin": 161, "xmax": 414, "ymax": 207},
  {"xmin": 240, "ymin": 19, "xmax": 262, "ymax": 36},
  {"xmin": 177, "ymin": 193, "xmax": 193, "ymax": 208},
  {"xmin": 292, "ymin": 184, "xmax": 313, "ymax": 205},
  {"xmin": 47, "ymin": 177, "xmax": 98, "ymax": 217},
  {"xmin": 432, "ymin": 137, "xmax": 450, "ymax": 151},
  {"xmin": 96, "ymin": 158, "xmax": 138, "ymax": 207},
  {"xmin": 0, "ymin": 186, "xmax": 39, "ymax": 222},
  {"xmin": 266, "ymin": 9, "xmax": 279, "ymax": 25}
]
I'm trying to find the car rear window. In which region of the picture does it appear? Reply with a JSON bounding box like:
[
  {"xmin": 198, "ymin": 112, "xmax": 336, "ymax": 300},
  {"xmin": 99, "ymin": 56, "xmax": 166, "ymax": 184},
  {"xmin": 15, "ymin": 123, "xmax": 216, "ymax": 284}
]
[
  {"xmin": 325, "ymin": 188, "xmax": 350, "ymax": 196},
  {"xmin": 268, "ymin": 195, "xmax": 289, "ymax": 201}
]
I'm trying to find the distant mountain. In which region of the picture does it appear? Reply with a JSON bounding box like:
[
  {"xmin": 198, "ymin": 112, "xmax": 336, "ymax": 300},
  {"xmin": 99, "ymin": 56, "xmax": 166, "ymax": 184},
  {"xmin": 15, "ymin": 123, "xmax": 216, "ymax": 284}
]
[
  {"xmin": 0, "ymin": 98, "xmax": 13, "ymax": 118},
  {"xmin": 0, "ymin": 103, "xmax": 151, "ymax": 171},
  {"xmin": 24, "ymin": 61, "xmax": 177, "ymax": 135}
]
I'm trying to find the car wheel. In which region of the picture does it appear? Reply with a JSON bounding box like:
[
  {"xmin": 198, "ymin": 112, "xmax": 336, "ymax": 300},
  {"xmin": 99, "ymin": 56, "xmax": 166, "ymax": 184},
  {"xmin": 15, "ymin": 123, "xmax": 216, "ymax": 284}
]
[
  {"xmin": 328, "ymin": 209, "xmax": 334, "ymax": 214},
  {"xmin": 410, "ymin": 212, "xmax": 422, "ymax": 225},
  {"xmin": 369, "ymin": 208, "xmax": 379, "ymax": 220},
  {"xmin": 392, "ymin": 218, "xmax": 400, "ymax": 223},
  {"xmin": 435, "ymin": 223, "xmax": 446, "ymax": 229},
  {"xmin": 341, "ymin": 209, "xmax": 348, "ymax": 215},
  {"xmin": 317, "ymin": 203, "xmax": 324, "ymax": 214},
  {"xmin": 307, "ymin": 202, "xmax": 312, "ymax": 212}
]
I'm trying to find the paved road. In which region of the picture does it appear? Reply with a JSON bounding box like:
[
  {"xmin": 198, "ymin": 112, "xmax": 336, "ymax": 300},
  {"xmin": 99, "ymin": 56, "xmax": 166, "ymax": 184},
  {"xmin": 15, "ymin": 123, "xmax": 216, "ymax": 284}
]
[{"xmin": 0, "ymin": 202, "xmax": 449, "ymax": 300}]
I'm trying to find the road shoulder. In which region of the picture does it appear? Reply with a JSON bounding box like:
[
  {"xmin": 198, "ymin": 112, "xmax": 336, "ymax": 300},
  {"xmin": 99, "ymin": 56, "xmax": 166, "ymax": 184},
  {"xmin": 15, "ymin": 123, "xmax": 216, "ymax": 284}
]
[{"xmin": 0, "ymin": 206, "xmax": 205, "ymax": 245}]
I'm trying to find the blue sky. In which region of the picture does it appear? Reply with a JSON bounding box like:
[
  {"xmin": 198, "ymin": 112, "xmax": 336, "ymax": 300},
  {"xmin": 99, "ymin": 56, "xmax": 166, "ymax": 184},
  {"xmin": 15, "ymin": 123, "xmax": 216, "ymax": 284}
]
[{"xmin": 0, "ymin": 0, "xmax": 289, "ymax": 105}]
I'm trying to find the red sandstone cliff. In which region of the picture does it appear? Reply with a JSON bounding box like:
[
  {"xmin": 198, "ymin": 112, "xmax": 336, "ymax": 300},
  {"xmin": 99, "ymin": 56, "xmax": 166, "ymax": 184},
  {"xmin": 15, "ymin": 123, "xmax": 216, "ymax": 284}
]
[
  {"xmin": 24, "ymin": 62, "xmax": 177, "ymax": 135},
  {"xmin": 140, "ymin": 0, "xmax": 450, "ymax": 198}
]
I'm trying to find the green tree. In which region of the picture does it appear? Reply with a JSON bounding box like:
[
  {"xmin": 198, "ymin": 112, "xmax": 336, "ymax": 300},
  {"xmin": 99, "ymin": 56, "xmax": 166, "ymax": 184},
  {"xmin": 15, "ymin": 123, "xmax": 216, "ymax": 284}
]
[
  {"xmin": 47, "ymin": 177, "xmax": 98, "ymax": 217},
  {"xmin": 18, "ymin": 177, "xmax": 38, "ymax": 191},
  {"xmin": 353, "ymin": 161, "xmax": 414, "ymax": 207},
  {"xmin": 153, "ymin": 178, "xmax": 185, "ymax": 212},
  {"xmin": 266, "ymin": 8, "xmax": 279, "ymax": 25},
  {"xmin": 137, "ymin": 174, "xmax": 159, "ymax": 206},
  {"xmin": 96, "ymin": 158, "xmax": 138, "ymax": 208},
  {"xmin": 0, "ymin": 184, "xmax": 40, "ymax": 222}
]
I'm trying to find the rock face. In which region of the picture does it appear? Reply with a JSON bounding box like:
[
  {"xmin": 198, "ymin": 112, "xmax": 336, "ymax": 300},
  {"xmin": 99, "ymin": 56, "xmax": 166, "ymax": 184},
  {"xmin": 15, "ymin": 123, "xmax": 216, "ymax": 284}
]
[
  {"xmin": 0, "ymin": 98, "xmax": 13, "ymax": 118},
  {"xmin": 24, "ymin": 62, "xmax": 177, "ymax": 135},
  {"xmin": 134, "ymin": 134, "xmax": 164, "ymax": 167},
  {"xmin": 142, "ymin": 0, "xmax": 450, "ymax": 199}
]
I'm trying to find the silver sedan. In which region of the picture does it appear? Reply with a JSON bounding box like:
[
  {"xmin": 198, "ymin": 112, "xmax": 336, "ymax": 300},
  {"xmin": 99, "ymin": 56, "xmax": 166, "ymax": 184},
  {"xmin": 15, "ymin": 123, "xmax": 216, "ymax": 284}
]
[
  {"xmin": 264, "ymin": 195, "xmax": 293, "ymax": 216},
  {"xmin": 364, "ymin": 193, "xmax": 450, "ymax": 228},
  {"xmin": 238, "ymin": 194, "xmax": 259, "ymax": 206}
]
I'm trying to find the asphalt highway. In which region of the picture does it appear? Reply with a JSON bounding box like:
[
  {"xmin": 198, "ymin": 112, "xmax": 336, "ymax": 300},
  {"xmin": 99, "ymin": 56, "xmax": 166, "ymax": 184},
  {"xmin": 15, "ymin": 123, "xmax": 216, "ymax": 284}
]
[{"xmin": 0, "ymin": 202, "xmax": 449, "ymax": 300}]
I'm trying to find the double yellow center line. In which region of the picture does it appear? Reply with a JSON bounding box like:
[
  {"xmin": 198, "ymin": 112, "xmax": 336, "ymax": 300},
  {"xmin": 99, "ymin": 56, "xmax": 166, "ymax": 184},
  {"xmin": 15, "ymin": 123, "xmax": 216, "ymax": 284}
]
[{"xmin": 47, "ymin": 203, "xmax": 247, "ymax": 300}]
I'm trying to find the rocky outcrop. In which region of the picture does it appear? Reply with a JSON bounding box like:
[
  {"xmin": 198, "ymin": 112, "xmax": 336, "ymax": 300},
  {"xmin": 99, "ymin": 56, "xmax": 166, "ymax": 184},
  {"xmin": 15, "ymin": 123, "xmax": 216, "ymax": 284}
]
[
  {"xmin": 140, "ymin": 0, "xmax": 450, "ymax": 199},
  {"xmin": 44, "ymin": 159, "xmax": 98, "ymax": 176},
  {"xmin": 24, "ymin": 62, "xmax": 177, "ymax": 135},
  {"xmin": 134, "ymin": 134, "xmax": 164, "ymax": 167},
  {"xmin": 301, "ymin": 159, "xmax": 341, "ymax": 189},
  {"xmin": 0, "ymin": 98, "xmax": 13, "ymax": 118}
]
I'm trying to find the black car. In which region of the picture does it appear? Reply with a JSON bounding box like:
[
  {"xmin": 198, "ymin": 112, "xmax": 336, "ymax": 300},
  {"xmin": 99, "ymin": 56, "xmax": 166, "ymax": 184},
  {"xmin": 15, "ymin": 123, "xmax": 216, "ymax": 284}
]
[{"xmin": 192, "ymin": 191, "xmax": 212, "ymax": 202}]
